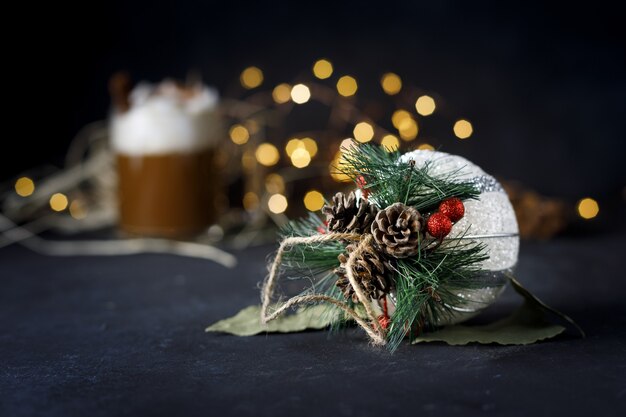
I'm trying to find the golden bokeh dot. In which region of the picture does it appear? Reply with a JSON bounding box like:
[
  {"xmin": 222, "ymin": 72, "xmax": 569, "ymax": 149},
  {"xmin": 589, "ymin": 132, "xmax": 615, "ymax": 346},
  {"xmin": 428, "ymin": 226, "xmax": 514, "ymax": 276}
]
[
  {"xmin": 398, "ymin": 118, "xmax": 419, "ymax": 141},
  {"xmin": 69, "ymin": 199, "xmax": 87, "ymax": 219},
  {"xmin": 246, "ymin": 119, "xmax": 260, "ymax": 134},
  {"xmin": 418, "ymin": 143, "xmax": 435, "ymax": 151},
  {"xmin": 285, "ymin": 138, "xmax": 302, "ymax": 157},
  {"xmin": 241, "ymin": 151, "xmax": 256, "ymax": 171},
  {"xmin": 15, "ymin": 177, "xmax": 35, "ymax": 197},
  {"xmin": 290, "ymin": 148, "xmax": 311, "ymax": 168},
  {"xmin": 291, "ymin": 83, "xmax": 311, "ymax": 104},
  {"xmin": 240, "ymin": 66, "xmax": 263, "ymax": 89},
  {"xmin": 255, "ymin": 143, "xmax": 280, "ymax": 166},
  {"xmin": 229, "ymin": 124, "xmax": 250, "ymax": 145},
  {"xmin": 453, "ymin": 119, "xmax": 473, "ymax": 139},
  {"xmin": 380, "ymin": 73, "xmax": 402, "ymax": 95},
  {"xmin": 577, "ymin": 198, "xmax": 599, "ymax": 219},
  {"xmin": 49, "ymin": 193, "xmax": 68, "ymax": 212},
  {"xmin": 313, "ymin": 59, "xmax": 333, "ymax": 79},
  {"xmin": 272, "ymin": 83, "xmax": 292, "ymax": 104},
  {"xmin": 340, "ymin": 138, "xmax": 356, "ymax": 150},
  {"xmin": 391, "ymin": 109, "xmax": 412, "ymax": 129},
  {"xmin": 353, "ymin": 122, "xmax": 374, "ymax": 143},
  {"xmin": 415, "ymin": 95, "xmax": 436, "ymax": 116},
  {"xmin": 381, "ymin": 134, "xmax": 400, "ymax": 151},
  {"xmin": 336, "ymin": 76, "xmax": 358, "ymax": 97},
  {"xmin": 265, "ymin": 173, "xmax": 285, "ymax": 194},
  {"xmin": 303, "ymin": 190, "xmax": 325, "ymax": 211},
  {"xmin": 329, "ymin": 151, "xmax": 351, "ymax": 182},
  {"xmin": 268, "ymin": 194, "xmax": 288, "ymax": 214},
  {"xmin": 243, "ymin": 192, "xmax": 260, "ymax": 212},
  {"xmin": 301, "ymin": 137, "xmax": 318, "ymax": 157}
]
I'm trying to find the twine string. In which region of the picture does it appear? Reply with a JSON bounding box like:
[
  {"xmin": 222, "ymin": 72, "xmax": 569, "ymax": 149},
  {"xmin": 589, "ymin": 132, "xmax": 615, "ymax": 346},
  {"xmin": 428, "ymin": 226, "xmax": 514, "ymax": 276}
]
[{"xmin": 260, "ymin": 233, "xmax": 386, "ymax": 345}]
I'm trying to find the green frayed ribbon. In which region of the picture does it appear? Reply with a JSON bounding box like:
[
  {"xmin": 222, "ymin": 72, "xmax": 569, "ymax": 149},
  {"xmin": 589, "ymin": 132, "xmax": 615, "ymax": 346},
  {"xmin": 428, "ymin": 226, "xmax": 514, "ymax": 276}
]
[{"xmin": 206, "ymin": 276, "xmax": 584, "ymax": 346}]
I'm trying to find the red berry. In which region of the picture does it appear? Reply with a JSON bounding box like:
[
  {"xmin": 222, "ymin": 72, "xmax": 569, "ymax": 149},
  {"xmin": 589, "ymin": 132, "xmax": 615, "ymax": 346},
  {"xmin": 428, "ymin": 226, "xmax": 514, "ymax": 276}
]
[
  {"xmin": 377, "ymin": 315, "xmax": 391, "ymax": 330},
  {"xmin": 356, "ymin": 175, "xmax": 369, "ymax": 199},
  {"xmin": 427, "ymin": 212, "xmax": 452, "ymax": 238},
  {"xmin": 439, "ymin": 197, "xmax": 465, "ymax": 222}
]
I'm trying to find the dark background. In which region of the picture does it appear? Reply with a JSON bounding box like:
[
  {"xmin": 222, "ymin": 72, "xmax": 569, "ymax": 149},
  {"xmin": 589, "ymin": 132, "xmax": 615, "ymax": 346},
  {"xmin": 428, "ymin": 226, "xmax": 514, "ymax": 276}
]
[{"xmin": 5, "ymin": 0, "xmax": 625, "ymax": 203}]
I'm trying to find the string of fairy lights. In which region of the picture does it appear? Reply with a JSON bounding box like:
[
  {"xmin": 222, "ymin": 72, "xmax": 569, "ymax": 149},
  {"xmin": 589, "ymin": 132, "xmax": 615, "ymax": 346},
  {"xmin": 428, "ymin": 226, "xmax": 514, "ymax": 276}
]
[
  {"xmin": 227, "ymin": 58, "xmax": 601, "ymax": 221},
  {"xmin": 6, "ymin": 57, "xmax": 604, "ymax": 236}
]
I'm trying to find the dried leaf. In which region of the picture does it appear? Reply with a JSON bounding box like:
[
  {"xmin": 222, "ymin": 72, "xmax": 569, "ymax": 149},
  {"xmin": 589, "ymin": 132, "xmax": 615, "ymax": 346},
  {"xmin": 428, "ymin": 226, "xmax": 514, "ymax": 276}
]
[
  {"xmin": 413, "ymin": 275, "xmax": 583, "ymax": 345},
  {"xmin": 205, "ymin": 305, "xmax": 336, "ymax": 336}
]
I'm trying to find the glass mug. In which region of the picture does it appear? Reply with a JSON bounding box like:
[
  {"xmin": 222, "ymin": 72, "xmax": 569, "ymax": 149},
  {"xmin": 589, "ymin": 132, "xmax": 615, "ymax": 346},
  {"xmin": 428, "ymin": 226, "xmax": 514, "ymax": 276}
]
[{"xmin": 111, "ymin": 81, "xmax": 221, "ymax": 238}]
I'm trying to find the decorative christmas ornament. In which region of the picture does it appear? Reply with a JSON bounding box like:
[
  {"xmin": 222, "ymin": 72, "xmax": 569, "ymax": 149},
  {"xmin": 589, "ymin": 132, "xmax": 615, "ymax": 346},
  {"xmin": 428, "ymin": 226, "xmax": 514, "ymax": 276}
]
[
  {"xmin": 426, "ymin": 212, "xmax": 452, "ymax": 239},
  {"xmin": 209, "ymin": 143, "xmax": 583, "ymax": 351},
  {"xmin": 439, "ymin": 197, "xmax": 465, "ymax": 222},
  {"xmin": 322, "ymin": 191, "xmax": 377, "ymax": 234}
]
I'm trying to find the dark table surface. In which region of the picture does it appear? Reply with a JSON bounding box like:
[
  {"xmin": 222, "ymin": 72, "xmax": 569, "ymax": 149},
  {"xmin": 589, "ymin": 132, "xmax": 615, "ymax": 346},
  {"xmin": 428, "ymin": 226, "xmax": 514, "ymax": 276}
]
[{"xmin": 1, "ymin": 233, "xmax": 625, "ymax": 417}]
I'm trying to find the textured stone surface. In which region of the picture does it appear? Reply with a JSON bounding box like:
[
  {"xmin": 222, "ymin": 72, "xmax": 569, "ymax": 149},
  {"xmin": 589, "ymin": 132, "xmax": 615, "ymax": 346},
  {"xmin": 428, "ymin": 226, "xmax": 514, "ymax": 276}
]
[{"xmin": 1, "ymin": 234, "xmax": 625, "ymax": 417}]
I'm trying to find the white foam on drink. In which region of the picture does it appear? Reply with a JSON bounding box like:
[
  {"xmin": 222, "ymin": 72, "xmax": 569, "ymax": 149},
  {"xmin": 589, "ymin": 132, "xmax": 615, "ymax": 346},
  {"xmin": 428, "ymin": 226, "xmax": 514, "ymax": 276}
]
[{"xmin": 111, "ymin": 81, "xmax": 220, "ymax": 155}]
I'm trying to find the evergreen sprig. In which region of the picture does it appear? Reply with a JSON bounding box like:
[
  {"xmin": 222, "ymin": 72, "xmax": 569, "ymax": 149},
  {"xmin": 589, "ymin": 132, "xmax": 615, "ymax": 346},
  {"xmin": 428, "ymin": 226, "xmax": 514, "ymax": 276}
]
[
  {"xmin": 337, "ymin": 142, "xmax": 480, "ymax": 212},
  {"xmin": 386, "ymin": 240, "xmax": 489, "ymax": 351}
]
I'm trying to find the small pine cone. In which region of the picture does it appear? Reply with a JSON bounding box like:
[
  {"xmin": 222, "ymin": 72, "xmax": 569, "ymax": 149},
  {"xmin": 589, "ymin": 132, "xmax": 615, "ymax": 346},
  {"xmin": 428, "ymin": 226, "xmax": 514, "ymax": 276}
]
[
  {"xmin": 322, "ymin": 191, "xmax": 377, "ymax": 234},
  {"xmin": 334, "ymin": 243, "xmax": 394, "ymax": 302},
  {"xmin": 371, "ymin": 202, "xmax": 423, "ymax": 258}
]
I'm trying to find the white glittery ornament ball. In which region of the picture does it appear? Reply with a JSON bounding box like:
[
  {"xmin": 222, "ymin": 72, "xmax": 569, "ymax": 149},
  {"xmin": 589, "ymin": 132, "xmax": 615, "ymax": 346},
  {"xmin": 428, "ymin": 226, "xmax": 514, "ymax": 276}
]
[{"xmin": 377, "ymin": 149, "xmax": 520, "ymax": 325}]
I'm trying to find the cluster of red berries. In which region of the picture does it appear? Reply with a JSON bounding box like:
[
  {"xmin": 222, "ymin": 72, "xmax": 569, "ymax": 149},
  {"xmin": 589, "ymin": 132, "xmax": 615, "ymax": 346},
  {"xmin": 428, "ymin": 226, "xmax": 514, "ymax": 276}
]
[{"xmin": 426, "ymin": 197, "xmax": 465, "ymax": 239}]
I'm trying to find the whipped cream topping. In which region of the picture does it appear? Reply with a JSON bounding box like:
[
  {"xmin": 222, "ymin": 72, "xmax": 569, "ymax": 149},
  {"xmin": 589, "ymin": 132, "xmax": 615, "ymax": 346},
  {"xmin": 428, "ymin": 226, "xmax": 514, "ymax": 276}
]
[{"xmin": 111, "ymin": 81, "xmax": 220, "ymax": 155}]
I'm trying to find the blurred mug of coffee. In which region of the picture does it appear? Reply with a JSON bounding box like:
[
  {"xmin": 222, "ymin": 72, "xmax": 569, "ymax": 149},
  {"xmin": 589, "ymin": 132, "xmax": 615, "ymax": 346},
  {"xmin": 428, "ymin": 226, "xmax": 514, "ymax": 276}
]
[{"xmin": 110, "ymin": 77, "xmax": 221, "ymax": 238}]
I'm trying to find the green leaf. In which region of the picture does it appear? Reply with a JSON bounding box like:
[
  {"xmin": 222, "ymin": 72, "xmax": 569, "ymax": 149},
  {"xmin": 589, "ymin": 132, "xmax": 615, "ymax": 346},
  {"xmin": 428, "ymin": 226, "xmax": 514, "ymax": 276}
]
[
  {"xmin": 412, "ymin": 275, "xmax": 584, "ymax": 345},
  {"xmin": 205, "ymin": 305, "xmax": 336, "ymax": 336}
]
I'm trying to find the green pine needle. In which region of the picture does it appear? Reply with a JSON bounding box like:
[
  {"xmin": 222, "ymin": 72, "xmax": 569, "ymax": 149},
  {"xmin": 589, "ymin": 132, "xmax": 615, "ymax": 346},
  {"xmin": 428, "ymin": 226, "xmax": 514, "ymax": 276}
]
[{"xmin": 337, "ymin": 142, "xmax": 480, "ymax": 212}]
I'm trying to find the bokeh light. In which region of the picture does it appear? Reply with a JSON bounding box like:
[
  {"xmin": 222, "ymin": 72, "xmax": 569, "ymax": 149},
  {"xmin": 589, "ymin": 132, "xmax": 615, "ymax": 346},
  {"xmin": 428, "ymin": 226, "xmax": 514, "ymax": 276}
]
[
  {"xmin": 243, "ymin": 192, "xmax": 259, "ymax": 212},
  {"xmin": 265, "ymin": 173, "xmax": 285, "ymax": 194},
  {"xmin": 453, "ymin": 119, "xmax": 473, "ymax": 139},
  {"xmin": 272, "ymin": 83, "xmax": 291, "ymax": 104},
  {"xmin": 240, "ymin": 66, "xmax": 263, "ymax": 89},
  {"xmin": 49, "ymin": 193, "xmax": 68, "ymax": 212},
  {"xmin": 69, "ymin": 200, "xmax": 87, "ymax": 219},
  {"xmin": 337, "ymin": 76, "xmax": 358, "ymax": 97},
  {"xmin": 241, "ymin": 151, "xmax": 255, "ymax": 171},
  {"xmin": 380, "ymin": 73, "xmax": 402, "ymax": 95},
  {"xmin": 301, "ymin": 138, "xmax": 318, "ymax": 157},
  {"xmin": 340, "ymin": 138, "xmax": 357, "ymax": 151},
  {"xmin": 15, "ymin": 177, "xmax": 35, "ymax": 197},
  {"xmin": 303, "ymin": 190, "xmax": 325, "ymax": 211},
  {"xmin": 229, "ymin": 125, "xmax": 249, "ymax": 145},
  {"xmin": 268, "ymin": 194, "xmax": 288, "ymax": 214},
  {"xmin": 415, "ymin": 95, "xmax": 436, "ymax": 116},
  {"xmin": 291, "ymin": 84, "xmax": 311, "ymax": 104},
  {"xmin": 418, "ymin": 143, "xmax": 435, "ymax": 151},
  {"xmin": 290, "ymin": 147, "xmax": 311, "ymax": 168},
  {"xmin": 285, "ymin": 138, "xmax": 302, "ymax": 157},
  {"xmin": 330, "ymin": 151, "xmax": 351, "ymax": 182},
  {"xmin": 577, "ymin": 198, "xmax": 599, "ymax": 219},
  {"xmin": 313, "ymin": 59, "xmax": 333, "ymax": 79},
  {"xmin": 255, "ymin": 143, "xmax": 280, "ymax": 166},
  {"xmin": 353, "ymin": 122, "xmax": 374, "ymax": 143},
  {"xmin": 391, "ymin": 110, "xmax": 412, "ymax": 129},
  {"xmin": 398, "ymin": 118, "xmax": 419, "ymax": 141},
  {"xmin": 381, "ymin": 134, "xmax": 400, "ymax": 151}
]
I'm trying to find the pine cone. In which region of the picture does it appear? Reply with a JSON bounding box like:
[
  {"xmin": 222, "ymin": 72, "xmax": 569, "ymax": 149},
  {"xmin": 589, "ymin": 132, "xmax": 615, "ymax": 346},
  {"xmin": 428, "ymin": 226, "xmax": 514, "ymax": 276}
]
[
  {"xmin": 322, "ymin": 191, "xmax": 377, "ymax": 234},
  {"xmin": 334, "ymin": 243, "xmax": 394, "ymax": 302},
  {"xmin": 371, "ymin": 202, "xmax": 423, "ymax": 258}
]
